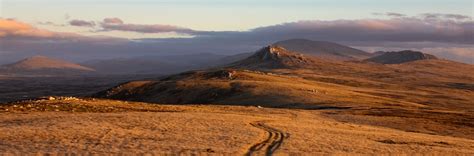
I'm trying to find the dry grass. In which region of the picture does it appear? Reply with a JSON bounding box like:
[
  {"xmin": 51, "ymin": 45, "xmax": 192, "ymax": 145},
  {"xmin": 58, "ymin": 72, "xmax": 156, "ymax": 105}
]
[{"xmin": 0, "ymin": 98, "xmax": 473, "ymax": 155}]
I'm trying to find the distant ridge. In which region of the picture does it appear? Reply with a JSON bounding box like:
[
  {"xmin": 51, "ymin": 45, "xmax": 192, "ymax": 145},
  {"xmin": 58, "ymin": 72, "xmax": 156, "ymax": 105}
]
[
  {"xmin": 365, "ymin": 50, "xmax": 438, "ymax": 64},
  {"xmin": 273, "ymin": 39, "xmax": 372, "ymax": 60},
  {"xmin": 0, "ymin": 56, "xmax": 95, "ymax": 75}
]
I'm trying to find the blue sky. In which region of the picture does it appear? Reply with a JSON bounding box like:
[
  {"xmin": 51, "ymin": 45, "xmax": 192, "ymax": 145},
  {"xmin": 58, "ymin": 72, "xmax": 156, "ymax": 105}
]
[{"xmin": 2, "ymin": 0, "xmax": 473, "ymax": 31}]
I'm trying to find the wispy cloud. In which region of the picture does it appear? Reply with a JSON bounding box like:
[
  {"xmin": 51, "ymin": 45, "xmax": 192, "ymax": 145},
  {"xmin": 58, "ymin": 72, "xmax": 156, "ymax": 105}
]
[
  {"xmin": 373, "ymin": 12, "xmax": 406, "ymax": 17},
  {"xmin": 69, "ymin": 19, "xmax": 96, "ymax": 27},
  {"xmin": 421, "ymin": 13, "xmax": 471, "ymax": 21}
]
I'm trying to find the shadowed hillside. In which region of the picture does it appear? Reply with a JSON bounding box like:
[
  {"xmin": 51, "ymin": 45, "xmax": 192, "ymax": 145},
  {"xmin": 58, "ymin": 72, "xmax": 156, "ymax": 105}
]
[{"xmin": 365, "ymin": 50, "xmax": 438, "ymax": 64}]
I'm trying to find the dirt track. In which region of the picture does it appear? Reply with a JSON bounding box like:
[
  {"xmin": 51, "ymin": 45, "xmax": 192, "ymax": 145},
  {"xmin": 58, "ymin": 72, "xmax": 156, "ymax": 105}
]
[{"xmin": 246, "ymin": 121, "xmax": 288, "ymax": 155}]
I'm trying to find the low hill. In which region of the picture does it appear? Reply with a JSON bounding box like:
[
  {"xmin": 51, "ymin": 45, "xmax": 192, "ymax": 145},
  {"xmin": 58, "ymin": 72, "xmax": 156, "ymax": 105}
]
[
  {"xmin": 95, "ymin": 69, "xmax": 389, "ymax": 109},
  {"xmin": 365, "ymin": 50, "xmax": 438, "ymax": 64},
  {"xmin": 0, "ymin": 56, "xmax": 95, "ymax": 75},
  {"xmin": 273, "ymin": 39, "xmax": 372, "ymax": 60}
]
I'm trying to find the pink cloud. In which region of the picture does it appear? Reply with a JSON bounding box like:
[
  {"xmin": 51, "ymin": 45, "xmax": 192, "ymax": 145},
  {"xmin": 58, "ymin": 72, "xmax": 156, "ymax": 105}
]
[
  {"xmin": 0, "ymin": 18, "xmax": 127, "ymax": 43},
  {"xmin": 0, "ymin": 18, "xmax": 81, "ymax": 39},
  {"xmin": 103, "ymin": 17, "xmax": 124, "ymax": 24}
]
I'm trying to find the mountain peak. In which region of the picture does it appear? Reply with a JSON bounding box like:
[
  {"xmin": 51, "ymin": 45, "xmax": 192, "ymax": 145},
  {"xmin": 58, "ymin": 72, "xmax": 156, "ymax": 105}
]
[
  {"xmin": 256, "ymin": 45, "xmax": 296, "ymax": 60},
  {"xmin": 229, "ymin": 45, "xmax": 314, "ymax": 69},
  {"xmin": 1, "ymin": 56, "xmax": 95, "ymax": 74},
  {"xmin": 365, "ymin": 50, "xmax": 438, "ymax": 64}
]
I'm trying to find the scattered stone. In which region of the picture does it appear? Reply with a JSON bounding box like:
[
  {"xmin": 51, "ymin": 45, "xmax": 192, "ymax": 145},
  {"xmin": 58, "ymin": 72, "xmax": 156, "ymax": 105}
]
[
  {"xmin": 206, "ymin": 148, "xmax": 215, "ymax": 153},
  {"xmin": 61, "ymin": 97, "xmax": 80, "ymax": 101},
  {"xmin": 209, "ymin": 70, "xmax": 237, "ymax": 79},
  {"xmin": 435, "ymin": 141, "xmax": 450, "ymax": 145}
]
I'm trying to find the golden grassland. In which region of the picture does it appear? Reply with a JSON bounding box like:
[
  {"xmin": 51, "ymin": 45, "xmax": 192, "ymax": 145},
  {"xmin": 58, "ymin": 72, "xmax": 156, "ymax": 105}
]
[{"xmin": 0, "ymin": 98, "xmax": 473, "ymax": 155}]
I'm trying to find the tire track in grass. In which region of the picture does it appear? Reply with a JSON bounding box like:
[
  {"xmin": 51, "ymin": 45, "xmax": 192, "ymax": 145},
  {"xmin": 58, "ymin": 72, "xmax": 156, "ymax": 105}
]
[{"xmin": 246, "ymin": 121, "xmax": 288, "ymax": 156}]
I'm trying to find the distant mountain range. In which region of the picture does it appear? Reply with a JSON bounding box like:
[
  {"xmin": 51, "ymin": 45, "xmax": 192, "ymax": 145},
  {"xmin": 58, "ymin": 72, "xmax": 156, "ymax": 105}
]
[{"xmin": 0, "ymin": 39, "xmax": 460, "ymax": 76}]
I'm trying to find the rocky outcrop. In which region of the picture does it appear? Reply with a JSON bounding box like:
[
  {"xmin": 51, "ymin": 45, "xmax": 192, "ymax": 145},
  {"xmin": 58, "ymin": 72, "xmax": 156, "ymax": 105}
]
[{"xmin": 229, "ymin": 45, "xmax": 314, "ymax": 69}]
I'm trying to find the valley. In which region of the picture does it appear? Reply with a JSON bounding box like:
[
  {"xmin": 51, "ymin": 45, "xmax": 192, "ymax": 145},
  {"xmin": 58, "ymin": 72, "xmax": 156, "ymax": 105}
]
[{"xmin": 0, "ymin": 75, "xmax": 157, "ymax": 103}]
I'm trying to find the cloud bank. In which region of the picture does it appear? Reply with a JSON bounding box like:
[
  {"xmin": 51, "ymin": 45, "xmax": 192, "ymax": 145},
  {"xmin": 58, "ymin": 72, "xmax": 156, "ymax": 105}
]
[
  {"xmin": 58, "ymin": 14, "xmax": 474, "ymax": 45},
  {"xmin": 100, "ymin": 20, "xmax": 197, "ymax": 35},
  {"xmin": 237, "ymin": 14, "xmax": 473, "ymax": 45}
]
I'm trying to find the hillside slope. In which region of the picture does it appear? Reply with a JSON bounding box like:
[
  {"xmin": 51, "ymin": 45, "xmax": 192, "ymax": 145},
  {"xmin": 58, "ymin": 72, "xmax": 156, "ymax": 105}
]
[{"xmin": 96, "ymin": 45, "xmax": 474, "ymax": 139}]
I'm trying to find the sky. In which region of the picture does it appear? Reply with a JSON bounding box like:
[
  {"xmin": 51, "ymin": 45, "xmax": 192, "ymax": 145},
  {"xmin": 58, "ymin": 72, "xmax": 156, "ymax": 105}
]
[
  {"xmin": 0, "ymin": 0, "xmax": 473, "ymax": 63},
  {"xmin": 2, "ymin": 0, "xmax": 472, "ymax": 31}
]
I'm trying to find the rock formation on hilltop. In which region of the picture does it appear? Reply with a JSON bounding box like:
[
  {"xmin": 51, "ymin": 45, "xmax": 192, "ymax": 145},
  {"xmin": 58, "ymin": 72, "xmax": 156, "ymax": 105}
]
[{"xmin": 229, "ymin": 46, "xmax": 315, "ymax": 69}]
